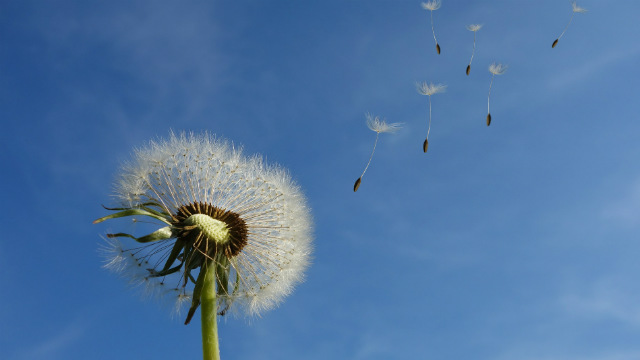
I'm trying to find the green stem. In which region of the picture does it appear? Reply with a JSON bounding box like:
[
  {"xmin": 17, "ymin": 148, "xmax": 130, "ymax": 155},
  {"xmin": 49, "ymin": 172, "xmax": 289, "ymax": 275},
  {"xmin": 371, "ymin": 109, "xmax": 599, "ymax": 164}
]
[{"xmin": 201, "ymin": 260, "xmax": 220, "ymax": 360}]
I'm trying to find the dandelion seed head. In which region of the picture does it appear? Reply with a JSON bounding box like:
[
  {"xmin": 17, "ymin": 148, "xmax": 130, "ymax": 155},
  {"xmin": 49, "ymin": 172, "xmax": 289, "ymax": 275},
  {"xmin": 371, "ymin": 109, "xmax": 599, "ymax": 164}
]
[
  {"xmin": 572, "ymin": 1, "xmax": 587, "ymax": 13},
  {"xmin": 99, "ymin": 237, "xmax": 130, "ymax": 273},
  {"xmin": 421, "ymin": 0, "xmax": 441, "ymax": 11},
  {"xmin": 466, "ymin": 24, "xmax": 483, "ymax": 32},
  {"xmin": 489, "ymin": 63, "xmax": 508, "ymax": 75},
  {"xmin": 416, "ymin": 81, "xmax": 447, "ymax": 96},
  {"xmin": 171, "ymin": 289, "xmax": 193, "ymax": 318},
  {"xmin": 366, "ymin": 114, "xmax": 402, "ymax": 134},
  {"xmin": 100, "ymin": 131, "xmax": 313, "ymax": 318}
]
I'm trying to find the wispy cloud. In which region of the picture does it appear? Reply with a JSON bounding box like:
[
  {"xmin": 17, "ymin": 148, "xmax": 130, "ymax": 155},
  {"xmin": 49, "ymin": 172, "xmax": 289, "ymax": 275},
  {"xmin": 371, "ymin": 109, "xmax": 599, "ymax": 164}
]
[
  {"xmin": 497, "ymin": 349, "xmax": 640, "ymax": 360},
  {"xmin": 33, "ymin": 3, "xmax": 229, "ymax": 123},
  {"xmin": 560, "ymin": 277, "xmax": 640, "ymax": 326},
  {"xmin": 11, "ymin": 320, "xmax": 85, "ymax": 360},
  {"xmin": 601, "ymin": 177, "xmax": 640, "ymax": 227},
  {"xmin": 353, "ymin": 330, "xmax": 393, "ymax": 360},
  {"xmin": 547, "ymin": 47, "xmax": 640, "ymax": 91}
]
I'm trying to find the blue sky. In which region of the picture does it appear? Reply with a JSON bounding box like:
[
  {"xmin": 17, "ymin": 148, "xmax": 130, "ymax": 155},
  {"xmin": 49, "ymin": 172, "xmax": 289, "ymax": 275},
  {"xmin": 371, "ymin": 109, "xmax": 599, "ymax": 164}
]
[{"xmin": 2, "ymin": 1, "xmax": 640, "ymax": 359}]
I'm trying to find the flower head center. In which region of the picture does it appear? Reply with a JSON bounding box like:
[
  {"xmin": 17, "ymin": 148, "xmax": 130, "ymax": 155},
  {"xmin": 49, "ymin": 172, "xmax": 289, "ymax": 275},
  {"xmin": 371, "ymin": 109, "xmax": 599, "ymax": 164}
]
[
  {"xmin": 174, "ymin": 202, "xmax": 249, "ymax": 257},
  {"xmin": 185, "ymin": 214, "xmax": 230, "ymax": 244}
]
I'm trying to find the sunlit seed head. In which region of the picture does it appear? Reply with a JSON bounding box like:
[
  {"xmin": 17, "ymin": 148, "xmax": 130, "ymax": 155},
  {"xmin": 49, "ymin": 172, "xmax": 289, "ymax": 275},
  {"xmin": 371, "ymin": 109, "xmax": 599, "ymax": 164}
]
[
  {"xmin": 572, "ymin": 1, "xmax": 587, "ymax": 13},
  {"xmin": 366, "ymin": 114, "xmax": 403, "ymax": 134},
  {"xmin": 489, "ymin": 63, "xmax": 508, "ymax": 75},
  {"xmin": 466, "ymin": 24, "xmax": 483, "ymax": 32},
  {"xmin": 421, "ymin": 0, "xmax": 441, "ymax": 11},
  {"xmin": 98, "ymin": 131, "xmax": 313, "ymax": 318},
  {"xmin": 416, "ymin": 82, "xmax": 447, "ymax": 96}
]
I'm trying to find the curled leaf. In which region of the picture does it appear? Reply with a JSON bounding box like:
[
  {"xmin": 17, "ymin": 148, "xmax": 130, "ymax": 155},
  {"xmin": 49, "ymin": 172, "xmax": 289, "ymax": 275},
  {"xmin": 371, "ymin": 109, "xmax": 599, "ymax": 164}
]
[{"xmin": 93, "ymin": 208, "xmax": 171, "ymax": 225}]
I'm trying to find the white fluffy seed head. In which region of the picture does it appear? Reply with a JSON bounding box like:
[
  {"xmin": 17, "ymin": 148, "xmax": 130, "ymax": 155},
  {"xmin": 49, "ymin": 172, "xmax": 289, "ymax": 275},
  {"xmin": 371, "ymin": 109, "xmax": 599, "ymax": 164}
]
[
  {"xmin": 489, "ymin": 63, "xmax": 508, "ymax": 75},
  {"xmin": 416, "ymin": 81, "xmax": 447, "ymax": 96},
  {"xmin": 365, "ymin": 114, "xmax": 403, "ymax": 134},
  {"xmin": 467, "ymin": 24, "xmax": 483, "ymax": 32},
  {"xmin": 421, "ymin": 0, "xmax": 441, "ymax": 11},
  {"xmin": 110, "ymin": 131, "xmax": 313, "ymax": 317},
  {"xmin": 572, "ymin": 1, "xmax": 587, "ymax": 13}
]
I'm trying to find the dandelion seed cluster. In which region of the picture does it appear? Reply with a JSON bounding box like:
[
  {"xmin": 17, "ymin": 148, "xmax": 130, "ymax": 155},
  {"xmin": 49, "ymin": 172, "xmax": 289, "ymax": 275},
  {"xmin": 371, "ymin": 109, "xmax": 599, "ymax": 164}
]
[
  {"xmin": 353, "ymin": 2, "xmax": 586, "ymax": 191},
  {"xmin": 98, "ymin": 132, "xmax": 313, "ymax": 320}
]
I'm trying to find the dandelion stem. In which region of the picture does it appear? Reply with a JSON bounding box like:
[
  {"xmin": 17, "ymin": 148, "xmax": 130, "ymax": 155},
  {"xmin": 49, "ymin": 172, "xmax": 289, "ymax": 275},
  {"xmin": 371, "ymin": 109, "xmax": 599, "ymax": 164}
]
[
  {"xmin": 360, "ymin": 132, "xmax": 380, "ymax": 179},
  {"xmin": 557, "ymin": 12, "xmax": 575, "ymax": 41},
  {"xmin": 427, "ymin": 95, "xmax": 432, "ymax": 139},
  {"xmin": 201, "ymin": 260, "xmax": 220, "ymax": 360},
  {"xmin": 487, "ymin": 74, "xmax": 495, "ymax": 114},
  {"xmin": 430, "ymin": 11, "xmax": 440, "ymax": 53},
  {"xmin": 469, "ymin": 31, "xmax": 477, "ymax": 67}
]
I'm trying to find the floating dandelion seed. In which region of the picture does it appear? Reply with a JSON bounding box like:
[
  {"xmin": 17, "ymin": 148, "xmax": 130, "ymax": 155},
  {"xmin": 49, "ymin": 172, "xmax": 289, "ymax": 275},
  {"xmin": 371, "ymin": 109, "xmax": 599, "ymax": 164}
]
[
  {"xmin": 487, "ymin": 63, "xmax": 507, "ymax": 126},
  {"xmin": 417, "ymin": 82, "xmax": 446, "ymax": 152},
  {"xmin": 95, "ymin": 131, "xmax": 313, "ymax": 360},
  {"xmin": 552, "ymin": 1, "xmax": 587, "ymax": 48},
  {"xmin": 421, "ymin": 1, "xmax": 442, "ymax": 54},
  {"xmin": 354, "ymin": 114, "xmax": 402, "ymax": 192},
  {"xmin": 466, "ymin": 24, "xmax": 483, "ymax": 75}
]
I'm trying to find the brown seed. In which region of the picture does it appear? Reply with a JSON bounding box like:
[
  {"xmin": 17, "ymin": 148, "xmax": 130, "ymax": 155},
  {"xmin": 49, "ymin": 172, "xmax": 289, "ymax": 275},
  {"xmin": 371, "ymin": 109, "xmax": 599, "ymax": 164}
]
[
  {"xmin": 353, "ymin": 177, "xmax": 362, "ymax": 192},
  {"xmin": 552, "ymin": 39, "xmax": 558, "ymax": 48},
  {"xmin": 436, "ymin": 43, "xmax": 441, "ymax": 54},
  {"xmin": 423, "ymin": 138, "xmax": 429, "ymax": 153},
  {"xmin": 486, "ymin": 113, "xmax": 492, "ymax": 126},
  {"xmin": 466, "ymin": 65, "xmax": 471, "ymax": 76}
]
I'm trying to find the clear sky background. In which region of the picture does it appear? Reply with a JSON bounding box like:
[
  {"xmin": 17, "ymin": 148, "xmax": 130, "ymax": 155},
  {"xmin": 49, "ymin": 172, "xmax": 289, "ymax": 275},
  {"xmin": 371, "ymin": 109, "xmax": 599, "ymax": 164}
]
[{"xmin": 2, "ymin": 1, "xmax": 640, "ymax": 359}]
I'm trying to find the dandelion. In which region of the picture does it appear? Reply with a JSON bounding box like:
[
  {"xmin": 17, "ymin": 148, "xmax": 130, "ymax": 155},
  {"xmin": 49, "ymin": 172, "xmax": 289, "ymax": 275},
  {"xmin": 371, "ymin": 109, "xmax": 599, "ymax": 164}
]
[
  {"xmin": 466, "ymin": 24, "xmax": 483, "ymax": 75},
  {"xmin": 417, "ymin": 82, "xmax": 446, "ymax": 152},
  {"xmin": 552, "ymin": 1, "xmax": 587, "ymax": 48},
  {"xmin": 95, "ymin": 131, "xmax": 313, "ymax": 360},
  {"xmin": 421, "ymin": 1, "xmax": 442, "ymax": 54},
  {"xmin": 487, "ymin": 63, "xmax": 507, "ymax": 126},
  {"xmin": 354, "ymin": 114, "xmax": 402, "ymax": 192}
]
